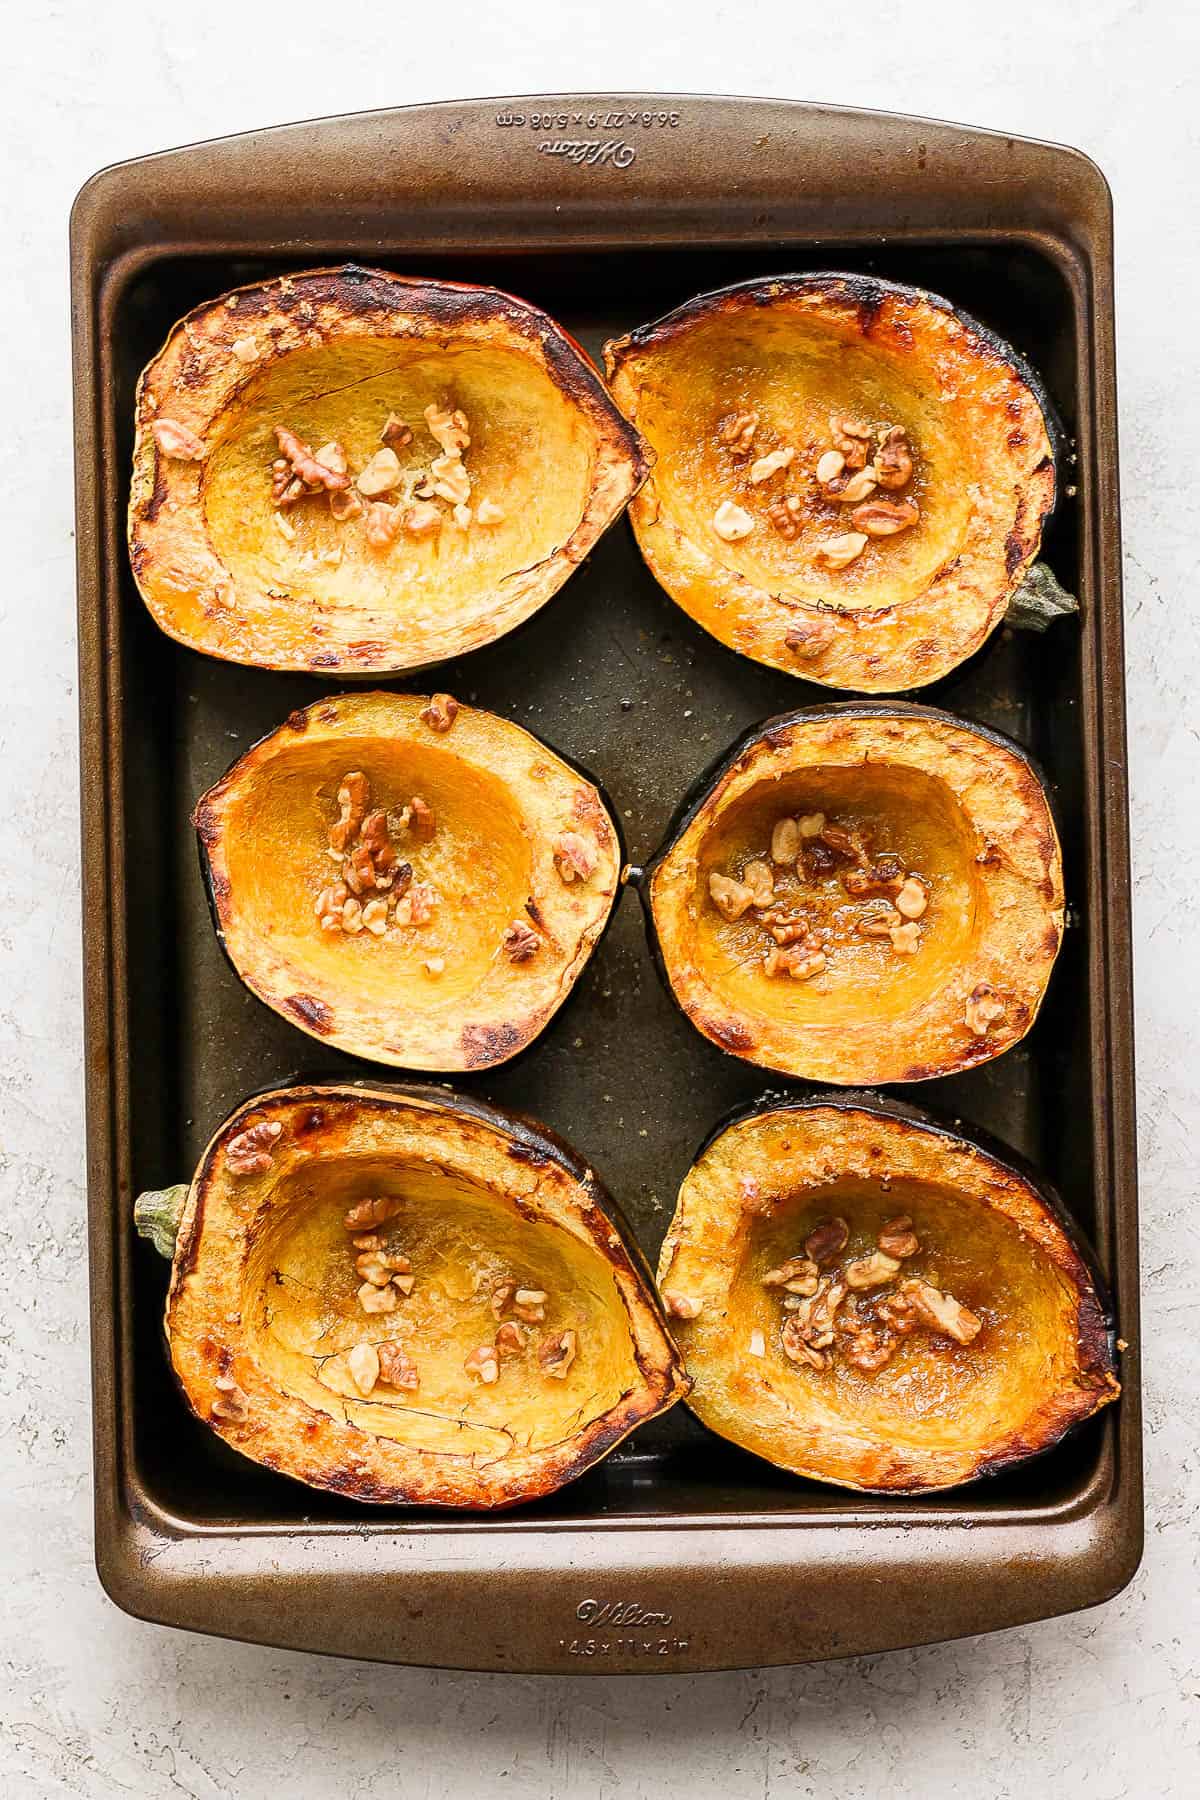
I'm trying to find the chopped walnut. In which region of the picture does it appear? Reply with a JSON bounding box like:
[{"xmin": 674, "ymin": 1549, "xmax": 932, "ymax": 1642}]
[
  {"xmin": 361, "ymin": 898, "xmax": 389, "ymax": 936},
  {"xmin": 273, "ymin": 425, "xmax": 350, "ymax": 496},
  {"xmin": 407, "ymin": 796, "xmax": 436, "ymax": 840},
  {"xmin": 344, "ymin": 1195, "xmax": 402, "ymax": 1231},
  {"xmin": 377, "ymin": 1342, "xmax": 420, "ymax": 1390},
  {"xmin": 770, "ymin": 818, "xmax": 800, "ymax": 865},
  {"xmin": 339, "ymin": 896, "xmax": 363, "ymax": 935},
  {"xmin": 554, "ymin": 830, "xmax": 597, "ymax": 883},
  {"xmin": 513, "ymin": 1287, "xmax": 548, "ymax": 1324},
  {"xmin": 747, "ymin": 1329, "xmax": 767, "ymax": 1358},
  {"xmin": 780, "ymin": 1276, "xmax": 846, "ymax": 1370},
  {"xmin": 424, "ymin": 956, "xmax": 446, "ymax": 977},
  {"xmin": 494, "ymin": 1320, "xmax": 526, "ymax": 1360},
  {"xmin": 331, "ymin": 771, "xmax": 369, "ymax": 852},
  {"xmin": 965, "ymin": 984, "xmax": 1005, "ymax": 1037},
  {"xmin": 718, "ymin": 410, "xmax": 758, "ymax": 457},
  {"xmin": 540, "ymin": 1330, "xmax": 578, "ymax": 1379},
  {"xmin": 875, "ymin": 425, "xmax": 914, "ymax": 490},
  {"xmin": 404, "ymin": 500, "xmax": 443, "ymax": 537},
  {"xmin": 742, "ymin": 859, "xmax": 774, "ymax": 907},
  {"xmin": 712, "ymin": 500, "xmax": 755, "ymax": 542},
  {"xmin": 224, "ymin": 1119, "xmax": 283, "ymax": 1176},
  {"xmin": 452, "ymin": 503, "xmax": 472, "ymax": 530},
  {"xmin": 420, "ymin": 693, "xmax": 459, "ymax": 733},
  {"xmin": 858, "ymin": 906, "xmax": 902, "ymax": 940},
  {"xmin": 356, "ymin": 1250, "xmax": 412, "ymax": 1288},
  {"xmin": 464, "ymin": 1345, "xmax": 499, "ymax": 1384},
  {"xmin": 804, "ymin": 1216, "xmax": 849, "ymax": 1263},
  {"xmin": 393, "ymin": 882, "xmax": 438, "ymax": 928},
  {"xmin": 431, "ymin": 451, "xmax": 471, "ymax": 506},
  {"xmin": 352, "ymin": 1233, "xmax": 385, "ymax": 1252},
  {"xmin": 784, "ymin": 614, "xmax": 835, "ymax": 658},
  {"xmin": 762, "ymin": 1256, "xmax": 819, "ymax": 1295},
  {"xmin": 358, "ymin": 1281, "xmax": 399, "ymax": 1314},
  {"xmin": 329, "ymin": 486, "xmax": 364, "ymax": 522},
  {"xmin": 749, "ymin": 447, "xmax": 796, "ymax": 485},
  {"xmin": 502, "ymin": 919, "xmax": 541, "ymax": 962},
  {"xmin": 365, "ymin": 501, "xmax": 404, "ymax": 549},
  {"xmin": 829, "ymin": 466, "xmax": 878, "ymax": 506},
  {"xmin": 877, "ymin": 1292, "xmax": 920, "ymax": 1337},
  {"xmin": 230, "ymin": 335, "xmax": 259, "ymax": 364},
  {"xmin": 888, "ymin": 920, "xmax": 921, "ymax": 955},
  {"xmin": 852, "ymin": 497, "xmax": 919, "ymax": 537},
  {"xmin": 844, "ymin": 1250, "xmax": 902, "ymax": 1291},
  {"xmin": 815, "ymin": 449, "xmax": 845, "ymax": 487},
  {"xmin": 839, "ymin": 1318, "xmax": 897, "ymax": 1373},
  {"xmin": 151, "ymin": 417, "xmax": 207, "ymax": 460},
  {"xmin": 708, "ymin": 872, "xmax": 756, "ymax": 922},
  {"xmin": 662, "ymin": 1290, "xmax": 702, "ymax": 1320},
  {"xmin": 877, "ymin": 1215, "xmax": 920, "ymax": 1259},
  {"xmin": 488, "ymin": 1281, "xmax": 518, "ymax": 1323},
  {"xmin": 899, "ymin": 1278, "xmax": 982, "ymax": 1345},
  {"xmin": 828, "ymin": 415, "xmax": 873, "ymax": 471},
  {"xmin": 764, "ymin": 945, "xmax": 826, "ymax": 981},
  {"xmin": 894, "ymin": 877, "xmax": 928, "ymax": 920},
  {"xmin": 813, "ymin": 531, "xmax": 868, "ymax": 571},
  {"xmin": 212, "ymin": 1374, "xmax": 249, "ymax": 1421},
  {"xmin": 347, "ymin": 1342, "xmax": 380, "ymax": 1396},
  {"xmin": 381, "ymin": 413, "xmax": 413, "ymax": 450},
  {"xmin": 424, "ymin": 403, "xmax": 470, "ymax": 456},
  {"xmin": 475, "ymin": 497, "xmax": 505, "ymax": 526},
  {"xmin": 356, "ymin": 447, "xmax": 403, "ymax": 498},
  {"xmin": 767, "ymin": 494, "xmax": 804, "ymax": 539}
]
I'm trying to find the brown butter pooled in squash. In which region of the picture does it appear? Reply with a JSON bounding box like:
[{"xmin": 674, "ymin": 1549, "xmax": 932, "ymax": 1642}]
[{"xmin": 706, "ymin": 806, "xmax": 931, "ymax": 982}]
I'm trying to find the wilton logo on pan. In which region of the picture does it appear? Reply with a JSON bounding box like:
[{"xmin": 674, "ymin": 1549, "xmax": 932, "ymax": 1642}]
[
  {"xmin": 576, "ymin": 1598, "xmax": 673, "ymax": 1627},
  {"xmin": 537, "ymin": 140, "xmax": 637, "ymax": 168}
]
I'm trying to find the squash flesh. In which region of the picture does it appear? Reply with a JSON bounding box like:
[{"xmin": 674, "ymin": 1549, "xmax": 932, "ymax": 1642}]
[
  {"xmin": 220, "ymin": 736, "xmax": 533, "ymax": 1011},
  {"xmin": 658, "ymin": 1102, "xmax": 1119, "ymax": 1493},
  {"xmin": 631, "ymin": 316, "xmax": 971, "ymax": 613},
  {"xmin": 204, "ymin": 340, "xmax": 593, "ymax": 629},
  {"xmin": 646, "ymin": 706, "xmax": 1064, "ymax": 1084},
  {"xmin": 692, "ymin": 764, "xmax": 976, "ymax": 1029},
  {"xmin": 246, "ymin": 1157, "xmax": 640, "ymax": 1457},
  {"xmin": 196, "ymin": 692, "xmax": 622, "ymax": 1070}
]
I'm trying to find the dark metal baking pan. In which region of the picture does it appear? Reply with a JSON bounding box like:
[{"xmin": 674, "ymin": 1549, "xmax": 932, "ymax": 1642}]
[{"xmin": 71, "ymin": 94, "xmax": 1141, "ymax": 1672}]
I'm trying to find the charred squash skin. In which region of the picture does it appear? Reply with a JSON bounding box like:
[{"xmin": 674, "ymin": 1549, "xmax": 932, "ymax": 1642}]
[
  {"xmin": 129, "ymin": 265, "xmax": 650, "ymax": 675},
  {"xmin": 605, "ymin": 272, "xmax": 1058, "ymax": 693},
  {"xmin": 194, "ymin": 692, "xmax": 623, "ymax": 1073},
  {"xmin": 658, "ymin": 1091, "xmax": 1119, "ymax": 1495},
  {"xmin": 137, "ymin": 1082, "xmax": 690, "ymax": 1510},
  {"xmin": 637, "ymin": 701, "xmax": 1064, "ymax": 1086}
]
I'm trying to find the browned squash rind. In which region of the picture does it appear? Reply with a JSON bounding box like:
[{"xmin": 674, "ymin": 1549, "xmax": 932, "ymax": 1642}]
[
  {"xmin": 129, "ymin": 265, "xmax": 649, "ymax": 674},
  {"xmin": 658, "ymin": 1094, "xmax": 1119, "ymax": 1494},
  {"xmin": 194, "ymin": 691, "xmax": 622, "ymax": 1072},
  {"xmin": 604, "ymin": 273, "xmax": 1056, "ymax": 693},
  {"xmin": 161, "ymin": 1083, "xmax": 689, "ymax": 1509},
  {"xmin": 643, "ymin": 702, "xmax": 1064, "ymax": 1085}
]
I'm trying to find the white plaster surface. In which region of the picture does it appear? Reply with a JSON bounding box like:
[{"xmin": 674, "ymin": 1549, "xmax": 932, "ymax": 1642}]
[{"xmin": 2, "ymin": 3, "xmax": 1198, "ymax": 1794}]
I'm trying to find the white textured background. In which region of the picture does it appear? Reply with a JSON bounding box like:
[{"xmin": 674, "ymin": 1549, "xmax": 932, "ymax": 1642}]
[{"xmin": 4, "ymin": 3, "xmax": 1198, "ymax": 1794}]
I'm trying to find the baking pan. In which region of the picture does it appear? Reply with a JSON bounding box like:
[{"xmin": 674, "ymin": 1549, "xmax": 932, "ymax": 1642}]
[{"xmin": 71, "ymin": 94, "xmax": 1141, "ymax": 1672}]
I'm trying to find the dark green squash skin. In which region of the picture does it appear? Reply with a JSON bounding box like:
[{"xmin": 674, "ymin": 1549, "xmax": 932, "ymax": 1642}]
[
  {"xmin": 629, "ymin": 698, "xmax": 1064, "ymax": 1069},
  {"xmin": 674, "ymin": 1085, "xmax": 1120, "ymax": 1491},
  {"xmin": 194, "ymin": 702, "xmax": 628, "ymax": 1077}
]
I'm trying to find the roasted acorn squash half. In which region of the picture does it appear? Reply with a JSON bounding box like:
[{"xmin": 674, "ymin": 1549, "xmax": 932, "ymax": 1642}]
[
  {"xmin": 657, "ymin": 1093, "xmax": 1119, "ymax": 1494},
  {"xmin": 134, "ymin": 1083, "xmax": 689, "ymax": 1509},
  {"xmin": 605, "ymin": 273, "xmax": 1059, "ymax": 692},
  {"xmin": 640, "ymin": 702, "xmax": 1063, "ymax": 1085},
  {"xmin": 129, "ymin": 265, "xmax": 648, "ymax": 674},
  {"xmin": 194, "ymin": 691, "xmax": 621, "ymax": 1071}
]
